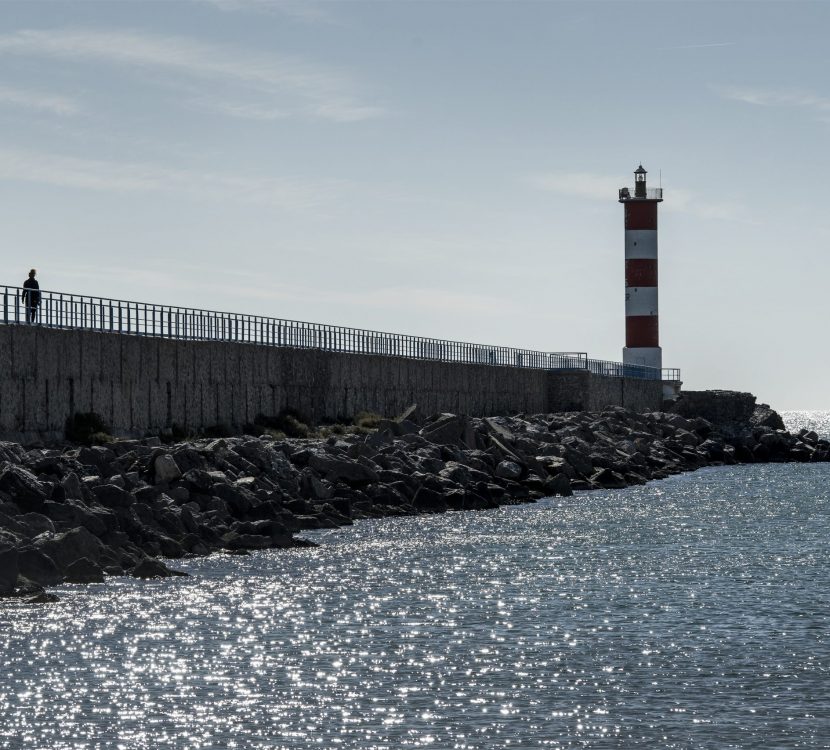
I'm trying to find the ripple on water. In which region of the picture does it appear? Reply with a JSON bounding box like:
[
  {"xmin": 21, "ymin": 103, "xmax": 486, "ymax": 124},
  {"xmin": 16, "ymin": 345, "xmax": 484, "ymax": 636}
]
[{"xmin": 1, "ymin": 462, "xmax": 829, "ymax": 748}]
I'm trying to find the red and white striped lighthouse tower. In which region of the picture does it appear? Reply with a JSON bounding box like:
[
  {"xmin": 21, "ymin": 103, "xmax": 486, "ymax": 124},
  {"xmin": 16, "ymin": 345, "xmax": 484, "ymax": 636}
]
[{"xmin": 619, "ymin": 164, "xmax": 663, "ymax": 371}]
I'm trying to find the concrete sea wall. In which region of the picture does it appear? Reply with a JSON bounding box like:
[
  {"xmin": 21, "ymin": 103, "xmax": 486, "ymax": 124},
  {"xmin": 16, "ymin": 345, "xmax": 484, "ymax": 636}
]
[{"xmin": 0, "ymin": 325, "xmax": 665, "ymax": 442}]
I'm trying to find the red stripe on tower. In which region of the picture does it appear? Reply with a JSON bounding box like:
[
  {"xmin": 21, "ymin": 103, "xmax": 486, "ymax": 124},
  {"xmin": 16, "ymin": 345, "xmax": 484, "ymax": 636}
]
[{"xmin": 619, "ymin": 165, "xmax": 663, "ymax": 371}]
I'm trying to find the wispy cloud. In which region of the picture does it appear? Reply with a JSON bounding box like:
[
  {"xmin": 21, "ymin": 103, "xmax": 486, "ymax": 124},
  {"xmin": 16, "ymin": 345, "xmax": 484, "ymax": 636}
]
[
  {"xmin": 528, "ymin": 170, "xmax": 745, "ymax": 221},
  {"xmin": 198, "ymin": 0, "xmax": 336, "ymax": 23},
  {"xmin": 717, "ymin": 85, "xmax": 830, "ymax": 111},
  {"xmin": 661, "ymin": 41, "xmax": 735, "ymax": 50},
  {"xmin": 0, "ymin": 147, "xmax": 348, "ymax": 210},
  {"xmin": 0, "ymin": 28, "xmax": 384, "ymax": 122},
  {"xmin": 0, "ymin": 84, "xmax": 80, "ymax": 115}
]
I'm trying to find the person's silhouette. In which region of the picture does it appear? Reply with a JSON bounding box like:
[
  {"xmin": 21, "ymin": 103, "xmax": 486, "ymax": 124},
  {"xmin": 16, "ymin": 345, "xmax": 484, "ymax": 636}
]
[{"xmin": 22, "ymin": 269, "xmax": 41, "ymax": 323}]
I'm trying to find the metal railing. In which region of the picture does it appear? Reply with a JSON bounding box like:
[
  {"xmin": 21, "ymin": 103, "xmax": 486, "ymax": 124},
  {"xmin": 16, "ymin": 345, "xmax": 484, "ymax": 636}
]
[
  {"xmin": 619, "ymin": 187, "xmax": 663, "ymax": 201},
  {"xmin": 2, "ymin": 285, "xmax": 679, "ymax": 381},
  {"xmin": 586, "ymin": 358, "xmax": 680, "ymax": 382}
]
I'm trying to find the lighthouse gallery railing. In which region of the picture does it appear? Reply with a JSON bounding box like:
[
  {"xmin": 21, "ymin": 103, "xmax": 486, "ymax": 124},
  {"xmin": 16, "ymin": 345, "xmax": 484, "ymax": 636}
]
[{"xmin": 2, "ymin": 285, "xmax": 680, "ymax": 382}]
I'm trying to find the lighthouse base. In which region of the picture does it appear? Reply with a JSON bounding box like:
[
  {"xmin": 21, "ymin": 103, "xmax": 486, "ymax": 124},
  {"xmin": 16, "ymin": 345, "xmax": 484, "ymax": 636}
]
[{"xmin": 623, "ymin": 346, "xmax": 662, "ymax": 371}]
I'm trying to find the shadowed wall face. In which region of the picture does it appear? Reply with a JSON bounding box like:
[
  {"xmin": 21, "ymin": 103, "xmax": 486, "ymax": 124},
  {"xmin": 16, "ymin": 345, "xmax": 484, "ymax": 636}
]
[{"xmin": 0, "ymin": 326, "xmax": 664, "ymax": 442}]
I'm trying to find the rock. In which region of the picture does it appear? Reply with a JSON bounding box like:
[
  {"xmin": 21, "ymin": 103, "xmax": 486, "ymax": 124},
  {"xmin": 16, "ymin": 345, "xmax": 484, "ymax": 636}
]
[
  {"xmin": 64, "ymin": 557, "xmax": 105, "ymax": 584},
  {"xmin": 699, "ymin": 439, "xmax": 725, "ymax": 461},
  {"xmin": 484, "ymin": 417, "xmax": 515, "ymax": 442},
  {"xmin": 789, "ymin": 445, "xmax": 813, "ymax": 462},
  {"xmin": 293, "ymin": 514, "xmax": 327, "ymax": 530},
  {"xmin": 419, "ymin": 414, "xmax": 464, "ymax": 445},
  {"xmin": 0, "ymin": 465, "xmax": 48, "ymax": 510},
  {"xmin": 495, "ymin": 460, "xmax": 523, "ymax": 480},
  {"xmin": 153, "ymin": 454, "xmax": 182, "ymax": 484},
  {"xmin": 92, "ymin": 483, "xmax": 135, "ymax": 509},
  {"xmin": 221, "ymin": 532, "xmax": 273, "ymax": 550},
  {"xmin": 24, "ymin": 592, "xmax": 60, "ymax": 604},
  {"xmin": 0, "ymin": 546, "xmax": 18, "ymax": 596},
  {"xmin": 439, "ymin": 462, "xmax": 472, "ymax": 486},
  {"xmin": 544, "ymin": 473, "xmax": 573, "ymax": 497},
  {"xmin": 563, "ymin": 447, "xmax": 593, "ymax": 477},
  {"xmin": 17, "ymin": 547, "xmax": 62, "ymax": 586},
  {"xmin": 299, "ymin": 469, "xmax": 333, "ymax": 500},
  {"xmin": 307, "ymin": 452, "xmax": 379, "ymax": 485},
  {"xmin": 181, "ymin": 469, "xmax": 215, "ymax": 493},
  {"xmin": 213, "ymin": 483, "xmax": 253, "ymax": 516},
  {"xmin": 61, "ymin": 472, "xmax": 83, "ymax": 500},
  {"xmin": 77, "ymin": 445, "xmax": 116, "ymax": 472},
  {"xmin": 397, "ymin": 404, "xmax": 421, "ymax": 425},
  {"xmin": 131, "ymin": 558, "xmax": 187, "ymax": 579},
  {"xmin": 156, "ymin": 535, "xmax": 187, "ymax": 558},
  {"xmin": 751, "ymin": 403, "xmax": 786, "ymax": 431},
  {"xmin": 591, "ymin": 468, "xmax": 628, "ymax": 489},
  {"xmin": 18, "ymin": 512, "xmax": 55, "ymax": 537},
  {"xmin": 413, "ymin": 486, "xmax": 447, "ymax": 512},
  {"xmin": 33, "ymin": 526, "xmax": 105, "ymax": 570}
]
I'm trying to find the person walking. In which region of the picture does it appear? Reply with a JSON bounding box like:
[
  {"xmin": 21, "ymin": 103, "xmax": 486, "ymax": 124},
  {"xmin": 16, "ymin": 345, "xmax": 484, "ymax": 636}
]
[{"xmin": 21, "ymin": 269, "xmax": 41, "ymax": 323}]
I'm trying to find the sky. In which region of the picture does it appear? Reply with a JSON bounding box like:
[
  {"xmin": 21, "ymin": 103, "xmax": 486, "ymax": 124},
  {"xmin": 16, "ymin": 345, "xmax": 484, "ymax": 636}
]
[{"xmin": 1, "ymin": 0, "xmax": 828, "ymax": 409}]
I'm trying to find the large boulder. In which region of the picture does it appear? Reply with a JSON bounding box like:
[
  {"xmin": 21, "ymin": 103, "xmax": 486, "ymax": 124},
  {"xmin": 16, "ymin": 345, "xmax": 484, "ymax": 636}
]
[
  {"xmin": 419, "ymin": 414, "xmax": 464, "ymax": 445},
  {"xmin": 64, "ymin": 557, "xmax": 105, "ymax": 584},
  {"xmin": 544, "ymin": 473, "xmax": 573, "ymax": 497},
  {"xmin": 77, "ymin": 446, "xmax": 116, "ymax": 473},
  {"xmin": 0, "ymin": 546, "xmax": 18, "ymax": 596},
  {"xmin": 153, "ymin": 455, "xmax": 182, "ymax": 484},
  {"xmin": 495, "ymin": 460, "xmax": 523, "ymax": 480},
  {"xmin": 92, "ymin": 483, "xmax": 135, "ymax": 509},
  {"xmin": 61, "ymin": 472, "xmax": 83, "ymax": 500},
  {"xmin": 17, "ymin": 547, "xmax": 62, "ymax": 587},
  {"xmin": 0, "ymin": 465, "xmax": 49, "ymax": 510},
  {"xmin": 33, "ymin": 526, "xmax": 105, "ymax": 570},
  {"xmin": 439, "ymin": 462, "xmax": 472, "ymax": 487},
  {"xmin": 751, "ymin": 403, "xmax": 786, "ymax": 431},
  {"xmin": 308, "ymin": 452, "xmax": 379, "ymax": 485},
  {"xmin": 17, "ymin": 513, "xmax": 55, "ymax": 537},
  {"xmin": 42, "ymin": 500, "xmax": 112, "ymax": 537},
  {"xmin": 591, "ymin": 468, "xmax": 628, "ymax": 489},
  {"xmin": 413, "ymin": 486, "xmax": 447, "ymax": 513}
]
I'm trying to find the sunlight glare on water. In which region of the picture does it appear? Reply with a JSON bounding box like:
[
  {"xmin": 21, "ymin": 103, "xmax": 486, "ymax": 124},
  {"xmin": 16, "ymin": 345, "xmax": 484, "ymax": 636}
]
[{"xmin": 2, "ymin": 462, "xmax": 829, "ymax": 748}]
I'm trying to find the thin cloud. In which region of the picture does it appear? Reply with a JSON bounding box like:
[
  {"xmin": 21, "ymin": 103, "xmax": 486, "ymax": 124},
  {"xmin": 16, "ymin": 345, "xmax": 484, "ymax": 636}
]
[
  {"xmin": 198, "ymin": 0, "xmax": 336, "ymax": 23},
  {"xmin": 0, "ymin": 84, "xmax": 80, "ymax": 115},
  {"xmin": 661, "ymin": 42, "xmax": 735, "ymax": 50},
  {"xmin": 0, "ymin": 28, "xmax": 384, "ymax": 122},
  {"xmin": 0, "ymin": 147, "xmax": 348, "ymax": 211},
  {"xmin": 717, "ymin": 85, "xmax": 830, "ymax": 111}
]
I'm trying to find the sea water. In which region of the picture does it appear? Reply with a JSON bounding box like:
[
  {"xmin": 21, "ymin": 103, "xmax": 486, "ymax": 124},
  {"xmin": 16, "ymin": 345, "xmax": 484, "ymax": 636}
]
[{"xmin": 1, "ymin": 414, "xmax": 828, "ymax": 749}]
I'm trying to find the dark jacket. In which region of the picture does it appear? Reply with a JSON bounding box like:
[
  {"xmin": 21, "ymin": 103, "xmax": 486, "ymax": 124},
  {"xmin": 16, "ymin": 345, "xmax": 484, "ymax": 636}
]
[{"xmin": 22, "ymin": 278, "xmax": 40, "ymax": 307}]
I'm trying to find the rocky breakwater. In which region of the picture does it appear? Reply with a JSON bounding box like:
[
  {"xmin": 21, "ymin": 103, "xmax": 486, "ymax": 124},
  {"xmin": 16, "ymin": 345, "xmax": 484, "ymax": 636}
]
[{"xmin": 1, "ymin": 401, "xmax": 825, "ymax": 602}]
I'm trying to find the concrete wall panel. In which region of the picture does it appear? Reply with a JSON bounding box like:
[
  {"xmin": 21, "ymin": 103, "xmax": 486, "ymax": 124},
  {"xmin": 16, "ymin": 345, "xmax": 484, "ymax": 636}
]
[{"xmin": 0, "ymin": 325, "xmax": 665, "ymax": 441}]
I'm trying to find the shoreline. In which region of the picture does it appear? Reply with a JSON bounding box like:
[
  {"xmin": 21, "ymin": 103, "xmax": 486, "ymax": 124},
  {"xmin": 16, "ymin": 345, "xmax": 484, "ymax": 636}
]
[{"xmin": 1, "ymin": 401, "xmax": 826, "ymax": 603}]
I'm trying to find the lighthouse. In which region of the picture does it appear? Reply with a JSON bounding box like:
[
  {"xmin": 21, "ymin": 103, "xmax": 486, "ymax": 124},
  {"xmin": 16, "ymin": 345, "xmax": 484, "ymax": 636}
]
[{"xmin": 619, "ymin": 165, "xmax": 662, "ymax": 372}]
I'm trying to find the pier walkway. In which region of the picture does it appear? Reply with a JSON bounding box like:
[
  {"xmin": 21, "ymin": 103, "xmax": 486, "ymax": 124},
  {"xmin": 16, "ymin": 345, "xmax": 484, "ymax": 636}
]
[{"xmin": 2, "ymin": 284, "xmax": 680, "ymax": 382}]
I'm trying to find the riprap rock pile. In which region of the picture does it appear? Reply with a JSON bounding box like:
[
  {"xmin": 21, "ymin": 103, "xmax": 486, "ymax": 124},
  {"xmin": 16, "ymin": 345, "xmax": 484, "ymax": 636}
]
[{"xmin": 1, "ymin": 402, "xmax": 824, "ymax": 601}]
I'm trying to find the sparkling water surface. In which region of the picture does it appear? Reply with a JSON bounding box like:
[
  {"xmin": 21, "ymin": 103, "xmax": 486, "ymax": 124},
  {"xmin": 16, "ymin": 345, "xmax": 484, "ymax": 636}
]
[
  {"xmin": 2, "ymin": 460, "xmax": 830, "ymax": 747},
  {"xmin": 781, "ymin": 410, "xmax": 830, "ymax": 440}
]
